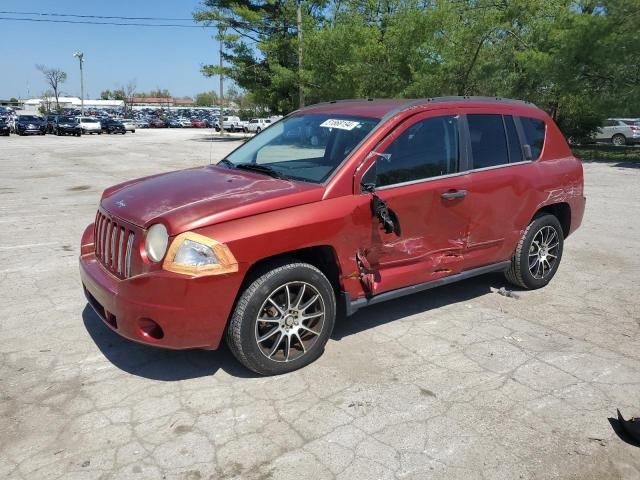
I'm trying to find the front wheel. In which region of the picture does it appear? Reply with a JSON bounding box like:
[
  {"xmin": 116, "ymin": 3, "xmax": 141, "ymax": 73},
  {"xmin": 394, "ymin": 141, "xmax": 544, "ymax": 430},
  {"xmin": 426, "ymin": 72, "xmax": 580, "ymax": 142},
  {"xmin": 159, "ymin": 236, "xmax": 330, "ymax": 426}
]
[
  {"xmin": 226, "ymin": 262, "xmax": 336, "ymax": 375},
  {"xmin": 505, "ymin": 214, "xmax": 564, "ymax": 289}
]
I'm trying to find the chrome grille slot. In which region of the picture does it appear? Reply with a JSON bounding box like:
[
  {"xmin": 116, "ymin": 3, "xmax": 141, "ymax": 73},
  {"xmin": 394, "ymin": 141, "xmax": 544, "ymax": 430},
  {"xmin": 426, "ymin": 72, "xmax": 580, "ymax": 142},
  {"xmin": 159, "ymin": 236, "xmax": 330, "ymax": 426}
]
[
  {"xmin": 124, "ymin": 232, "xmax": 134, "ymax": 278},
  {"xmin": 93, "ymin": 211, "xmax": 136, "ymax": 279}
]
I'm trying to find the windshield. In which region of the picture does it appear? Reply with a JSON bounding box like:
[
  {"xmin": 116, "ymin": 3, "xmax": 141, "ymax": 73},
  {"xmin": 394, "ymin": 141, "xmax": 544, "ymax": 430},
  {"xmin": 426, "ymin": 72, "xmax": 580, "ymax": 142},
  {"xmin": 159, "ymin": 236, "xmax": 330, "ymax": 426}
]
[
  {"xmin": 224, "ymin": 113, "xmax": 379, "ymax": 183},
  {"xmin": 19, "ymin": 116, "xmax": 40, "ymax": 122},
  {"xmin": 60, "ymin": 116, "xmax": 76, "ymax": 123},
  {"xmin": 81, "ymin": 118, "xmax": 98, "ymax": 123}
]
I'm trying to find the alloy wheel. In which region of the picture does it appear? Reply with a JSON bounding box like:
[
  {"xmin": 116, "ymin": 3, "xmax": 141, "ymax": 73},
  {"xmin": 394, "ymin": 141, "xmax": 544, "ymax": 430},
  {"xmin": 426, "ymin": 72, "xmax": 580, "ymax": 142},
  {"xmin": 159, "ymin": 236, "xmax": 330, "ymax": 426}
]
[
  {"xmin": 254, "ymin": 281, "xmax": 325, "ymax": 362},
  {"xmin": 528, "ymin": 225, "xmax": 560, "ymax": 279}
]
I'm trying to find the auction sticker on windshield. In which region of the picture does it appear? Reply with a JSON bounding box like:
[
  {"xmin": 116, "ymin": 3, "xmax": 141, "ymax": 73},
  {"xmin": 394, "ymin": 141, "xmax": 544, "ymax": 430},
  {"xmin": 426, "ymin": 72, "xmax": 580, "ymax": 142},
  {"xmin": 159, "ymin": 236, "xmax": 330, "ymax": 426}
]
[{"xmin": 319, "ymin": 119, "xmax": 360, "ymax": 130}]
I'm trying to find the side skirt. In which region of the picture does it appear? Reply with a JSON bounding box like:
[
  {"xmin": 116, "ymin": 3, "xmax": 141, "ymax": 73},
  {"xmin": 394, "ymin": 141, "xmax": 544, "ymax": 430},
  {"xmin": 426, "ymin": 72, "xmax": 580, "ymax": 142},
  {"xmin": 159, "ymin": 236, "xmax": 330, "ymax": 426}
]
[{"xmin": 345, "ymin": 261, "xmax": 511, "ymax": 316}]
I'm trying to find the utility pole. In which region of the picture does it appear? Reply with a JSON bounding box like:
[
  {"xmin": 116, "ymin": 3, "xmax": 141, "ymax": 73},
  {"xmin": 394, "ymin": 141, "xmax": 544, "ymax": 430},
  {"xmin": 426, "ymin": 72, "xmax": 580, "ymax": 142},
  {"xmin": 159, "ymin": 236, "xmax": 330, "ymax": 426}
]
[
  {"xmin": 297, "ymin": 0, "xmax": 304, "ymax": 108},
  {"xmin": 73, "ymin": 51, "xmax": 85, "ymax": 115},
  {"xmin": 218, "ymin": 24, "xmax": 225, "ymax": 135}
]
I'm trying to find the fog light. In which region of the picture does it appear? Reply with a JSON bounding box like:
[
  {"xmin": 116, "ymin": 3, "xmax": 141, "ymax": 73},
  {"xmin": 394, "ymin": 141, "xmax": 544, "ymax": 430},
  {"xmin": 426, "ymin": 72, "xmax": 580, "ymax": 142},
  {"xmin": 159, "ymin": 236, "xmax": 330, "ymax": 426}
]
[{"xmin": 137, "ymin": 318, "xmax": 164, "ymax": 340}]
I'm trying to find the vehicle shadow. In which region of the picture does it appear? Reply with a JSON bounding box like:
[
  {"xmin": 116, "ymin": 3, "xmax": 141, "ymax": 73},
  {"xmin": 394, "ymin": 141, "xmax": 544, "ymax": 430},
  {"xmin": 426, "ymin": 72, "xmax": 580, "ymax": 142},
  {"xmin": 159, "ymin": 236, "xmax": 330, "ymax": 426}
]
[
  {"xmin": 82, "ymin": 272, "xmax": 517, "ymax": 380},
  {"xmin": 82, "ymin": 305, "xmax": 259, "ymax": 380},
  {"xmin": 332, "ymin": 272, "xmax": 515, "ymax": 340}
]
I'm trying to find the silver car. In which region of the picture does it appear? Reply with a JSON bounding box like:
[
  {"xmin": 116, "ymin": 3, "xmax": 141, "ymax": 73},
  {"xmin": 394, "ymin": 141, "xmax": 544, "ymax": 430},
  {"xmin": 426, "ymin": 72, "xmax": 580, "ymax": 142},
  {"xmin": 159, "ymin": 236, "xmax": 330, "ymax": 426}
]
[
  {"xmin": 594, "ymin": 118, "xmax": 640, "ymax": 146},
  {"xmin": 119, "ymin": 119, "xmax": 136, "ymax": 133}
]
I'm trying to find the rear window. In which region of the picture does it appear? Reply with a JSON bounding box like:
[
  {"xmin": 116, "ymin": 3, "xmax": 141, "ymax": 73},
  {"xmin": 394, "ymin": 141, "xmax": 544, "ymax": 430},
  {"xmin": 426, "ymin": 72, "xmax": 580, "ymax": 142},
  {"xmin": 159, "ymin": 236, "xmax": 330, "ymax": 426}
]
[{"xmin": 519, "ymin": 117, "xmax": 546, "ymax": 160}]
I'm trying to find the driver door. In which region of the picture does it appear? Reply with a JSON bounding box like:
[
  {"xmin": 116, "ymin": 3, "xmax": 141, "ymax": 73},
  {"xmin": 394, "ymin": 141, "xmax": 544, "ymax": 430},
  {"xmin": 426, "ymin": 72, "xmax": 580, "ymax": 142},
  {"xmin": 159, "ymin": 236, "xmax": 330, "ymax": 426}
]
[{"xmin": 355, "ymin": 110, "xmax": 473, "ymax": 296}]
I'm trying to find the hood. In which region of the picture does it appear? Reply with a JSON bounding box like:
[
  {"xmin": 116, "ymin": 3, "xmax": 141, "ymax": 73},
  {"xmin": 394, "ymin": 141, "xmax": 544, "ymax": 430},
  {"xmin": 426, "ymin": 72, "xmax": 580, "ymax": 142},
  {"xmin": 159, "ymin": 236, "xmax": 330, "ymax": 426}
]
[{"xmin": 101, "ymin": 165, "xmax": 324, "ymax": 233}]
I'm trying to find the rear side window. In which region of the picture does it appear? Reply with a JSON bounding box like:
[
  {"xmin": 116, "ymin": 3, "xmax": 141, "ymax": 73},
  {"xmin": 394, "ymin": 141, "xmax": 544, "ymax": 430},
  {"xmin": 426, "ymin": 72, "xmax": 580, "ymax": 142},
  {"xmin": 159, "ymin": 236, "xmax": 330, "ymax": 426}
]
[
  {"xmin": 468, "ymin": 114, "xmax": 509, "ymax": 169},
  {"xmin": 519, "ymin": 117, "xmax": 546, "ymax": 160},
  {"xmin": 376, "ymin": 115, "xmax": 459, "ymax": 187}
]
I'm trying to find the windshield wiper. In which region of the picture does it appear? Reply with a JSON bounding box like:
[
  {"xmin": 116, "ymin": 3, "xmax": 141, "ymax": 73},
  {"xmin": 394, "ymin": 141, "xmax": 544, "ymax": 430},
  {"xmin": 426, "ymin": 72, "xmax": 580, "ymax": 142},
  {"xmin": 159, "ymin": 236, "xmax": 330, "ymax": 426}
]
[{"xmin": 235, "ymin": 163, "xmax": 288, "ymax": 180}]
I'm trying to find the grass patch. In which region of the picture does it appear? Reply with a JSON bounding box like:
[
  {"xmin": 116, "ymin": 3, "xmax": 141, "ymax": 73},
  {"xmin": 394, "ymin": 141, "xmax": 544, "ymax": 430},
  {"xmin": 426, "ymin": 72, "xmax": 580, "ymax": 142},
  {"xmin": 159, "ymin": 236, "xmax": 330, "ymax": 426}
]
[{"xmin": 572, "ymin": 145, "xmax": 640, "ymax": 163}]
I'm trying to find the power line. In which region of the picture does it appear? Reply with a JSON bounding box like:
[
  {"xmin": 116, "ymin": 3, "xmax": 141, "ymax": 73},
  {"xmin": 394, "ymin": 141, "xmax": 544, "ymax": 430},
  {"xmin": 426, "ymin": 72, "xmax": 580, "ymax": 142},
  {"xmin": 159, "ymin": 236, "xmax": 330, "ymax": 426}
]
[
  {"xmin": 0, "ymin": 16, "xmax": 213, "ymax": 28},
  {"xmin": 0, "ymin": 10, "xmax": 193, "ymax": 21}
]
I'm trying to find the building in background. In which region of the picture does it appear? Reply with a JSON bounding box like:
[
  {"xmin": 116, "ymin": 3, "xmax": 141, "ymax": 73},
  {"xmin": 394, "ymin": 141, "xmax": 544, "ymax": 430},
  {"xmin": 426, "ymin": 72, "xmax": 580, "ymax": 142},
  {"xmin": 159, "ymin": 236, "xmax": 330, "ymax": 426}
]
[
  {"xmin": 128, "ymin": 97, "xmax": 194, "ymax": 109},
  {"xmin": 23, "ymin": 97, "xmax": 124, "ymax": 112}
]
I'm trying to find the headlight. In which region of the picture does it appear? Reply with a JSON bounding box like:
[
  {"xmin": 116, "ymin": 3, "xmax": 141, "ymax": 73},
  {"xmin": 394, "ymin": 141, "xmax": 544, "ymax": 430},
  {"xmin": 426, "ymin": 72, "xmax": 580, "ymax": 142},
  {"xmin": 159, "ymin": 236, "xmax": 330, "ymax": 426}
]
[
  {"xmin": 163, "ymin": 232, "xmax": 238, "ymax": 276},
  {"xmin": 145, "ymin": 223, "xmax": 169, "ymax": 262},
  {"xmin": 174, "ymin": 239, "xmax": 219, "ymax": 266}
]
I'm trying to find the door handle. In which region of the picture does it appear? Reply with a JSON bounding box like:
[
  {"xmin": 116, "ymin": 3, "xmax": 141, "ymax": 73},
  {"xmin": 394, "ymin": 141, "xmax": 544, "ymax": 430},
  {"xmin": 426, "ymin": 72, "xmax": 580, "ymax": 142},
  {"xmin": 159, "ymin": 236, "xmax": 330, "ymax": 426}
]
[{"xmin": 441, "ymin": 189, "xmax": 467, "ymax": 200}]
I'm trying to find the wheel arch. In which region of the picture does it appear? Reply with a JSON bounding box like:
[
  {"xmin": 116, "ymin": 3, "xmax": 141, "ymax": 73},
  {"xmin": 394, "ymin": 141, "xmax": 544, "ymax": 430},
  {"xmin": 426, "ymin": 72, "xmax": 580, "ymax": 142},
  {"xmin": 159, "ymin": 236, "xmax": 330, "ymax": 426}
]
[
  {"xmin": 239, "ymin": 245, "xmax": 343, "ymax": 295},
  {"xmin": 533, "ymin": 202, "xmax": 571, "ymax": 238}
]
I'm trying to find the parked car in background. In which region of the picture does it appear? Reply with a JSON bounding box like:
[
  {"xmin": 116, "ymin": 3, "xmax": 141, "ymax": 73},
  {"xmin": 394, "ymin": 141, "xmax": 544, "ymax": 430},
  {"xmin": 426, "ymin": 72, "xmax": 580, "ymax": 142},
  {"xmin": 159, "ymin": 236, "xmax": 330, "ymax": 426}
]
[
  {"xmin": 78, "ymin": 117, "xmax": 102, "ymax": 135},
  {"xmin": 0, "ymin": 118, "xmax": 10, "ymax": 136},
  {"xmin": 191, "ymin": 119, "xmax": 207, "ymax": 128},
  {"xmin": 204, "ymin": 118, "xmax": 220, "ymax": 129},
  {"xmin": 221, "ymin": 115, "xmax": 243, "ymax": 132},
  {"xmin": 79, "ymin": 97, "xmax": 585, "ymax": 375},
  {"xmin": 166, "ymin": 119, "xmax": 182, "ymax": 128},
  {"xmin": 134, "ymin": 119, "xmax": 150, "ymax": 129},
  {"xmin": 246, "ymin": 118, "xmax": 272, "ymax": 133},
  {"xmin": 119, "ymin": 119, "xmax": 136, "ymax": 133},
  {"xmin": 149, "ymin": 119, "xmax": 166, "ymax": 128},
  {"xmin": 179, "ymin": 118, "xmax": 193, "ymax": 128},
  {"xmin": 14, "ymin": 115, "xmax": 46, "ymax": 135},
  {"xmin": 54, "ymin": 116, "xmax": 82, "ymax": 137},
  {"xmin": 45, "ymin": 114, "xmax": 61, "ymax": 134},
  {"xmin": 594, "ymin": 118, "xmax": 640, "ymax": 145},
  {"xmin": 101, "ymin": 118, "xmax": 126, "ymax": 134}
]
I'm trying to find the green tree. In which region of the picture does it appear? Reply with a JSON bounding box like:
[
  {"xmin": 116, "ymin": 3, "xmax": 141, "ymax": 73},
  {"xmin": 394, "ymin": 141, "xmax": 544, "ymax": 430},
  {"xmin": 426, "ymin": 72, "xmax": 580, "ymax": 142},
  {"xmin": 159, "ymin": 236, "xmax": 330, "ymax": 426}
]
[
  {"xmin": 194, "ymin": 90, "xmax": 219, "ymax": 106},
  {"xmin": 194, "ymin": 0, "xmax": 640, "ymax": 137}
]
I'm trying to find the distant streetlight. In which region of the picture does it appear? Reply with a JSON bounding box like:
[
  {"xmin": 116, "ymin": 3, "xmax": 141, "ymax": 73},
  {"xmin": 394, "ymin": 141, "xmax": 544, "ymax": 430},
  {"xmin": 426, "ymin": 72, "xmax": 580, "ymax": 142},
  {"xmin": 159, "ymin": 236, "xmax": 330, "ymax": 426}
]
[{"xmin": 73, "ymin": 51, "xmax": 85, "ymax": 115}]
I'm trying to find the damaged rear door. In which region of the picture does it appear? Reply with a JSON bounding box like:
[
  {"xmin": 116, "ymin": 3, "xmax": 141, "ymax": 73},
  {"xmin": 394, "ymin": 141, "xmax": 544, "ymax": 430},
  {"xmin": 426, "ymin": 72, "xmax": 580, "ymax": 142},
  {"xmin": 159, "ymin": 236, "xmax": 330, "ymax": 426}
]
[{"xmin": 355, "ymin": 110, "xmax": 472, "ymax": 296}]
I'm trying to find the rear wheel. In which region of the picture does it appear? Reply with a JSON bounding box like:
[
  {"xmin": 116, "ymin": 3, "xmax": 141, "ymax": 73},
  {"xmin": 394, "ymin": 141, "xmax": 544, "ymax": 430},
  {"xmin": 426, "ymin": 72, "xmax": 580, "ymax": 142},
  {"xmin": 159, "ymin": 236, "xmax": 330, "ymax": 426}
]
[
  {"xmin": 256, "ymin": 127, "xmax": 262, "ymax": 133},
  {"xmin": 226, "ymin": 262, "xmax": 336, "ymax": 375},
  {"xmin": 505, "ymin": 214, "xmax": 564, "ymax": 289},
  {"xmin": 612, "ymin": 134, "xmax": 626, "ymax": 146}
]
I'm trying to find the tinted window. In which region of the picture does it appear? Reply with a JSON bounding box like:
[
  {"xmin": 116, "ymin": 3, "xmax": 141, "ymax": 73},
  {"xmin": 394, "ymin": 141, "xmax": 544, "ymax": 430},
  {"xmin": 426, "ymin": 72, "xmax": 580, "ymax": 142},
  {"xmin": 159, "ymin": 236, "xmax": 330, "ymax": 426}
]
[
  {"xmin": 376, "ymin": 115, "xmax": 459, "ymax": 187},
  {"xmin": 468, "ymin": 114, "xmax": 509, "ymax": 169},
  {"xmin": 504, "ymin": 115, "xmax": 523, "ymax": 163},
  {"xmin": 519, "ymin": 117, "xmax": 546, "ymax": 160},
  {"xmin": 604, "ymin": 119, "xmax": 618, "ymax": 127}
]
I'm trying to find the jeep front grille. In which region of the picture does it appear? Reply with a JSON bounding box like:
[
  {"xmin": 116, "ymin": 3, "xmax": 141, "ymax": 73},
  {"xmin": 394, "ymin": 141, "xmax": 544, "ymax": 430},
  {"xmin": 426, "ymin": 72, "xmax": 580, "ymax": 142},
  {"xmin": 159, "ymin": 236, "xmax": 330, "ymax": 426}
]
[{"xmin": 94, "ymin": 211, "xmax": 135, "ymax": 278}]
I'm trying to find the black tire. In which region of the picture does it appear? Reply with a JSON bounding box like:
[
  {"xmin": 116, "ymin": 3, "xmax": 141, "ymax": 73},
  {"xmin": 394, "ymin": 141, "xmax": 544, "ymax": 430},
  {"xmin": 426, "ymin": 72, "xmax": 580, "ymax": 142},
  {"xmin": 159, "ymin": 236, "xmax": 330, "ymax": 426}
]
[
  {"xmin": 226, "ymin": 262, "xmax": 336, "ymax": 375},
  {"xmin": 505, "ymin": 214, "xmax": 564, "ymax": 290},
  {"xmin": 256, "ymin": 127, "xmax": 261, "ymax": 134},
  {"xmin": 612, "ymin": 134, "xmax": 626, "ymax": 146}
]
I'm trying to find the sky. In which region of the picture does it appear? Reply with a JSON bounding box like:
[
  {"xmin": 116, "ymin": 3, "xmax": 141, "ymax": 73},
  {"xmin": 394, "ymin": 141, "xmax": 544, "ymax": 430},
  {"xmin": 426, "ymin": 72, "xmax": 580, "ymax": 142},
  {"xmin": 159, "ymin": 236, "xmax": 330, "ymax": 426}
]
[{"xmin": 0, "ymin": 0, "xmax": 223, "ymax": 100}]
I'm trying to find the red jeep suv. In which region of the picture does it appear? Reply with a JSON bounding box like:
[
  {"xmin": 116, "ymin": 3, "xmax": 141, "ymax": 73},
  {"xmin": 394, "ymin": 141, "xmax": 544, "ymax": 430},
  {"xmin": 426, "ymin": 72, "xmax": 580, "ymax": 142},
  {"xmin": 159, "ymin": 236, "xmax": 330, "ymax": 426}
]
[{"xmin": 80, "ymin": 97, "xmax": 585, "ymax": 375}]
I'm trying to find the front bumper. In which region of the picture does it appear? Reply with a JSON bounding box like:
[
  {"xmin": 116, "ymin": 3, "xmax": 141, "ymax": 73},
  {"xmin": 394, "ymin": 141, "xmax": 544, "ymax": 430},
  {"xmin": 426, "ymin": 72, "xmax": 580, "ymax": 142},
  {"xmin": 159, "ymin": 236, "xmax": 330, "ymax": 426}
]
[
  {"xmin": 58, "ymin": 126, "xmax": 81, "ymax": 134},
  {"xmin": 18, "ymin": 126, "xmax": 45, "ymax": 134},
  {"xmin": 79, "ymin": 252, "xmax": 242, "ymax": 350}
]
